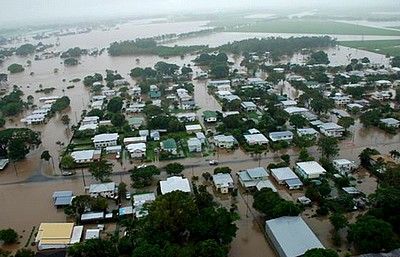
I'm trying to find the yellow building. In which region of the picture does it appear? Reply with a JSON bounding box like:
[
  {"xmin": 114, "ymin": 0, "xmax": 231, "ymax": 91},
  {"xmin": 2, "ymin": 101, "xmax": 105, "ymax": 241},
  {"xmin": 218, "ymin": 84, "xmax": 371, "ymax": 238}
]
[{"xmin": 35, "ymin": 223, "xmax": 76, "ymax": 250}]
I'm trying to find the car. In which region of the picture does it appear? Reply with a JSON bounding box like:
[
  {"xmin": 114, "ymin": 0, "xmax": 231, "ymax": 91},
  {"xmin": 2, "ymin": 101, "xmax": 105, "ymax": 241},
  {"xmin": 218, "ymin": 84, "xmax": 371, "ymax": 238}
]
[
  {"xmin": 61, "ymin": 171, "xmax": 75, "ymax": 176},
  {"xmin": 116, "ymin": 153, "xmax": 120, "ymax": 159},
  {"xmin": 137, "ymin": 164, "xmax": 147, "ymax": 169},
  {"xmin": 125, "ymin": 192, "xmax": 131, "ymax": 200},
  {"xmin": 209, "ymin": 160, "xmax": 219, "ymax": 166}
]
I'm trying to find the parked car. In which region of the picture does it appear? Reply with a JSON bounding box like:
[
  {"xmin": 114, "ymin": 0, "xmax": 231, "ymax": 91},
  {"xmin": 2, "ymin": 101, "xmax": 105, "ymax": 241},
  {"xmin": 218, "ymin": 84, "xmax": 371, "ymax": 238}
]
[
  {"xmin": 125, "ymin": 192, "xmax": 131, "ymax": 200},
  {"xmin": 209, "ymin": 160, "xmax": 219, "ymax": 166}
]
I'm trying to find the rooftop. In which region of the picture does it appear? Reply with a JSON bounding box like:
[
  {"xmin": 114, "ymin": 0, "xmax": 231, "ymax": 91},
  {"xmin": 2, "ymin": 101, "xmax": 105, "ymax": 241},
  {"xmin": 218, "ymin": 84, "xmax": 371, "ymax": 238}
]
[
  {"xmin": 35, "ymin": 223, "xmax": 74, "ymax": 245},
  {"xmin": 296, "ymin": 161, "xmax": 326, "ymax": 175},
  {"xmin": 160, "ymin": 176, "xmax": 191, "ymax": 195},
  {"xmin": 270, "ymin": 167, "xmax": 298, "ymax": 181}
]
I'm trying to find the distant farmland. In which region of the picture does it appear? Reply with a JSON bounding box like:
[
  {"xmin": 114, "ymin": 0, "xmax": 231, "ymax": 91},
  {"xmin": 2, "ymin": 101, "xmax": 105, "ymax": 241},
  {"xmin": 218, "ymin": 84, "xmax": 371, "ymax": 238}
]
[
  {"xmin": 221, "ymin": 19, "xmax": 400, "ymax": 36},
  {"xmin": 339, "ymin": 40, "xmax": 400, "ymax": 56}
]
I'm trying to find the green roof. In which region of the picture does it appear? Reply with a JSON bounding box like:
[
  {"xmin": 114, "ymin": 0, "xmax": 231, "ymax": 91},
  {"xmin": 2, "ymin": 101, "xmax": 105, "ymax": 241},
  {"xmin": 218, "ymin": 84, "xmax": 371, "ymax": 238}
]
[
  {"xmin": 162, "ymin": 138, "xmax": 177, "ymax": 149},
  {"xmin": 203, "ymin": 110, "xmax": 217, "ymax": 119},
  {"xmin": 149, "ymin": 90, "xmax": 161, "ymax": 98}
]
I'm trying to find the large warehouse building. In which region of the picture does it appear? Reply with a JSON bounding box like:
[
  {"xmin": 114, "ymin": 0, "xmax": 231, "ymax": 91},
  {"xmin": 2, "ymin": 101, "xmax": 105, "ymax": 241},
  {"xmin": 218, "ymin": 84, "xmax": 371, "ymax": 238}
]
[{"xmin": 265, "ymin": 216, "xmax": 324, "ymax": 257}]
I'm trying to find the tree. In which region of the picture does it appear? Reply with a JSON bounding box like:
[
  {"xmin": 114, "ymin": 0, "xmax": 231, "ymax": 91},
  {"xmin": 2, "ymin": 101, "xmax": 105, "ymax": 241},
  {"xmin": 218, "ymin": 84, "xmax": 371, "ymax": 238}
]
[
  {"xmin": 348, "ymin": 216, "xmax": 399, "ymax": 254},
  {"xmin": 111, "ymin": 113, "xmax": 125, "ymax": 127},
  {"xmin": 0, "ymin": 228, "xmax": 18, "ymax": 244},
  {"xmin": 68, "ymin": 239, "xmax": 118, "ymax": 257},
  {"xmin": 64, "ymin": 195, "xmax": 93, "ymax": 218},
  {"xmin": 64, "ymin": 57, "xmax": 79, "ymax": 66},
  {"xmin": 272, "ymin": 201, "xmax": 301, "ymax": 218},
  {"xmin": 15, "ymin": 44, "xmax": 36, "ymax": 56},
  {"xmin": 88, "ymin": 160, "xmax": 112, "ymax": 182},
  {"xmin": 87, "ymin": 109, "xmax": 104, "ymax": 119},
  {"xmin": 298, "ymin": 148, "xmax": 314, "ymax": 162},
  {"xmin": 41, "ymin": 150, "xmax": 51, "ymax": 162},
  {"xmin": 290, "ymin": 114, "xmax": 308, "ymax": 128},
  {"xmin": 196, "ymin": 239, "xmax": 227, "ymax": 257},
  {"xmin": 391, "ymin": 56, "xmax": 400, "ymax": 68},
  {"xmin": 60, "ymin": 154, "xmax": 74, "ymax": 169},
  {"xmin": 0, "ymin": 116, "xmax": 5, "ymax": 128},
  {"xmin": 303, "ymin": 248, "xmax": 338, "ymax": 257},
  {"xmin": 107, "ymin": 97, "xmax": 123, "ymax": 113},
  {"xmin": 337, "ymin": 116, "xmax": 354, "ymax": 132},
  {"xmin": 14, "ymin": 249, "xmax": 34, "ymax": 257},
  {"xmin": 165, "ymin": 162, "xmax": 184, "ymax": 175},
  {"xmin": 318, "ymin": 137, "xmax": 339, "ymax": 159},
  {"xmin": 308, "ymin": 51, "xmax": 329, "ymax": 65},
  {"xmin": 310, "ymin": 97, "xmax": 334, "ymax": 114},
  {"xmin": 61, "ymin": 114, "xmax": 70, "ymax": 126},
  {"xmin": 7, "ymin": 63, "xmax": 24, "ymax": 73},
  {"xmin": 213, "ymin": 167, "xmax": 232, "ymax": 174},
  {"xmin": 359, "ymin": 148, "xmax": 380, "ymax": 169},
  {"xmin": 8, "ymin": 138, "xmax": 28, "ymax": 161},
  {"xmin": 130, "ymin": 67, "xmax": 143, "ymax": 78},
  {"xmin": 118, "ymin": 182, "xmax": 127, "ymax": 202},
  {"xmin": 51, "ymin": 96, "xmax": 71, "ymax": 112},
  {"xmin": 253, "ymin": 188, "xmax": 301, "ymax": 218},
  {"xmin": 154, "ymin": 61, "xmax": 179, "ymax": 76},
  {"xmin": 210, "ymin": 64, "xmax": 229, "ymax": 79},
  {"xmin": 130, "ymin": 165, "xmax": 160, "ymax": 188},
  {"xmin": 329, "ymin": 212, "xmax": 348, "ymax": 231}
]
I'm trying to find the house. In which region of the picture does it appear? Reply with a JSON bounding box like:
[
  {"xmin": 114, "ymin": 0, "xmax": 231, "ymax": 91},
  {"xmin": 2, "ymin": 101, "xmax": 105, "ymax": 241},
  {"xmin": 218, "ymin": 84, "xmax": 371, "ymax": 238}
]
[
  {"xmin": 270, "ymin": 167, "xmax": 303, "ymax": 190},
  {"xmin": 241, "ymin": 101, "xmax": 257, "ymax": 112},
  {"xmin": 92, "ymin": 133, "xmax": 119, "ymax": 148},
  {"xmin": 78, "ymin": 123, "xmax": 98, "ymax": 131},
  {"xmin": 187, "ymin": 138, "xmax": 202, "ymax": 152},
  {"xmin": 318, "ymin": 123, "xmax": 344, "ymax": 138},
  {"xmin": 0, "ymin": 158, "xmax": 9, "ymax": 170},
  {"xmin": 133, "ymin": 193, "xmax": 156, "ymax": 218},
  {"xmin": 203, "ymin": 110, "xmax": 218, "ymax": 123},
  {"xmin": 127, "ymin": 117, "xmax": 145, "ymax": 129},
  {"xmin": 304, "ymin": 80, "xmax": 321, "ymax": 89},
  {"xmin": 331, "ymin": 109, "xmax": 351, "ymax": 118},
  {"xmin": 175, "ymin": 112, "xmax": 197, "ymax": 122},
  {"xmin": 52, "ymin": 191, "xmax": 73, "ymax": 207},
  {"xmin": 238, "ymin": 167, "xmax": 269, "ymax": 189},
  {"xmin": 35, "ymin": 223, "xmax": 79, "ymax": 250},
  {"xmin": 244, "ymin": 133, "xmax": 269, "ymax": 145},
  {"xmin": 161, "ymin": 139, "xmax": 177, "ymax": 155},
  {"xmin": 21, "ymin": 113, "xmax": 46, "ymax": 125},
  {"xmin": 296, "ymin": 128, "xmax": 319, "ymax": 138},
  {"xmin": 347, "ymin": 103, "xmax": 364, "ymax": 112},
  {"xmin": 181, "ymin": 99, "xmax": 196, "ymax": 110},
  {"xmin": 208, "ymin": 80, "xmax": 230, "ymax": 88},
  {"xmin": 333, "ymin": 159, "xmax": 355, "ymax": 176},
  {"xmin": 222, "ymin": 94, "xmax": 241, "ymax": 102},
  {"xmin": 196, "ymin": 132, "xmax": 206, "ymax": 144},
  {"xmin": 269, "ymin": 131, "xmax": 294, "ymax": 142},
  {"xmin": 91, "ymin": 100, "xmax": 104, "ymax": 109},
  {"xmin": 85, "ymin": 229, "xmax": 100, "ymax": 240},
  {"xmin": 380, "ymin": 118, "xmax": 400, "ymax": 128},
  {"xmin": 102, "ymin": 89, "xmax": 116, "ymax": 98},
  {"xmin": 81, "ymin": 116, "xmax": 99, "ymax": 125},
  {"xmin": 369, "ymin": 154, "xmax": 399, "ymax": 173},
  {"xmin": 296, "ymin": 161, "xmax": 326, "ymax": 179},
  {"xmin": 212, "ymin": 173, "xmax": 234, "ymax": 194},
  {"xmin": 222, "ymin": 111, "xmax": 240, "ymax": 118},
  {"xmin": 284, "ymin": 107, "xmax": 308, "ymax": 115},
  {"xmin": 280, "ymin": 100, "xmax": 297, "ymax": 108},
  {"xmin": 213, "ymin": 135, "xmax": 237, "ymax": 148},
  {"xmin": 123, "ymin": 136, "xmax": 147, "ymax": 145},
  {"xmin": 371, "ymin": 91, "xmax": 391, "ymax": 101},
  {"xmin": 129, "ymin": 86, "xmax": 141, "ymax": 97},
  {"xmin": 89, "ymin": 182, "xmax": 116, "ymax": 198},
  {"xmin": 150, "ymin": 130, "xmax": 160, "ymax": 141},
  {"xmin": 126, "ymin": 103, "xmax": 145, "ymax": 113},
  {"xmin": 331, "ymin": 95, "xmax": 351, "ymax": 106},
  {"xmin": 126, "ymin": 143, "xmax": 146, "ymax": 158},
  {"xmin": 149, "ymin": 85, "xmax": 161, "ymax": 99},
  {"xmin": 185, "ymin": 124, "xmax": 202, "ymax": 134},
  {"xmin": 71, "ymin": 150, "xmax": 95, "ymax": 163},
  {"xmin": 265, "ymin": 216, "xmax": 324, "ymax": 257},
  {"xmin": 160, "ymin": 176, "xmax": 191, "ymax": 195}
]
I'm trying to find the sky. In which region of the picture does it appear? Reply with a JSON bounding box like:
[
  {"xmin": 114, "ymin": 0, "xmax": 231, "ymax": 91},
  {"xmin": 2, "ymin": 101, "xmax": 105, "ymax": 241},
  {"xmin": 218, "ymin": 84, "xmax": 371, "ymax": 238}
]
[{"xmin": 1, "ymin": 0, "xmax": 399, "ymax": 28}]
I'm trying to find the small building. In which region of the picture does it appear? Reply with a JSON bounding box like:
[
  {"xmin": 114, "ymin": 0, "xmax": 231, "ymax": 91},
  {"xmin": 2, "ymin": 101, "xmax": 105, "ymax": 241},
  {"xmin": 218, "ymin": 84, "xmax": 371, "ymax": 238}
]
[
  {"xmin": 78, "ymin": 123, "xmax": 98, "ymax": 131},
  {"xmin": 296, "ymin": 161, "xmax": 326, "ymax": 179},
  {"xmin": 280, "ymin": 100, "xmax": 297, "ymax": 108},
  {"xmin": 332, "ymin": 159, "xmax": 355, "ymax": 176},
  {"xmin": 133, "ymin": 193, "xmax": 156, "ymax": 218},
  {"xmin": 123, "ymin": 136, "xmax": 147, "ymax": 145},
  {"xmin": 126, "ymin": 143, "xmax": 146, "ymax": 158},
  {"xmin": 241, "ymin": 101, "xmax": 257, "ymax": 112},
  {"xmin": 244, "ymin": 133, "xmax": 269, "ymax": 145},
  {"xmin": 89, "ymin": 182, "xmax": 116, "ymax": 198},
  {"xmin": 0, "ymin": 158, "xmax": 9, "ymax": 170},
  {"xmin": 150, "ymin": 130, "xmax": 160, "ymax": 141},
  {"xmin": 380, "ymin": 118, "xmax": 400, "ymax": 128},
  {"xmin": 35, "ymin": 223, "xmax": 76, "ymax": 250},
  {"xmin": 127, "ymin": 116, "xmax": 145, "ymax": 129},
  {"xmin": 105, "ymin": 145, "xmax": 121, "ymax": 154},
  {"xmin": 212, "ymin": 173, "xmax": 234, "ymax": 194},
  {"xmin": 160, "ymin": 176, "xmax": 191, "ymax": 195},
  {"xmin": 265, "ymin": 216, "xmax": 324, "ymax": 257},
  {"xmin": 187, "ymin": 138, "xmax": 202, "ymax": 152},
  {"xmin": 331, "ymin": 95, "xmax": 351, "ymax": 106},
  {"xmin": 84, "ymin": 229, "xmax": 100, "ymax": 240},
  {"xmin": 92, "ymin": 133, "xmax": 119, "ymax": 148},
  {"xmin": 195, "ymin": 132, "xmax": 206, "ymax": 144},
  {"xmin": 269, "ymin": 131, "xmax": 294, "ymax": 142},
  {"xmin": 52, "ymin": 191, "xmax": 74, "ymax": 207},
  {"xmin": 318, "ymin": 123, "xmax": 344, "ymax": 138},
  {"xmin": 296, "ymin": 128, "xmax": 319, "ymax": 138},
  {"xmin": 371, "ymin": 91, "xmax": 391, "ymax": 101},
  {"xmin": 71, "ymin": 150, "xmax": 95, "ymax": 163},
  {"xmin": 238, "ymin": 167, "xmax": 269, "ymax": 189},
  {"xmin": 161, "ymin": 139, "xmax": 178, "ymax": 155},
  {"xmin": 21, "ymin": 113, "xmax": 46, "ymax": 125},
  {"xmin": 185, "ymin": 124, "xmax": 202, "ymax": 134},
  {"xmin": 203, "ymin": 110, "xmax": 218, "ymax": 123},
  {"xmin": 213, "ymin": 135, "xmax": 237, "ymax": 148},
  {"xmin": 342, "ymin": 186, "xmax": 361, "ymax": 196},
  {"xmin": 175, "ymin": 112, "xmax": 197, "ymax": 122},
  {"xmin": 284, "ymin": 107, "xmax": 308, "ymax": 116},
  {"xmin": 81, "ymin": 116, "xmax": 99, "ymax": 125},
  {"xmin": 270, "ymin": 167, "xmax": 303, "ymax": 190}
]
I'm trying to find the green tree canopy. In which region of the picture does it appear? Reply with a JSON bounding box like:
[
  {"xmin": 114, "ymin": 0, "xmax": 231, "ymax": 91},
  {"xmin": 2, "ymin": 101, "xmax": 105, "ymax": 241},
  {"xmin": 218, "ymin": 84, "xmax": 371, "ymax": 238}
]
[
  {"xmin": 88, "ymin": 160, "xmax": 112, "ymax": 182},
  {"xmin": 0, "ymin": 228, "xmax": 18, "ymax": 244},
  {"xmin": 165, "ymin": 162, "xmax": 184, "ymax": 175},
  {"xmin": 318, "ymin": 136, "xmax": 339, "ymax": 159},
  {"xmin": 303, "ymin": 248, "xmax": 338, "ymax": 257},
  {"xmin": 107, "ymin": 97, "xmax": 123, "ymax": 113}
]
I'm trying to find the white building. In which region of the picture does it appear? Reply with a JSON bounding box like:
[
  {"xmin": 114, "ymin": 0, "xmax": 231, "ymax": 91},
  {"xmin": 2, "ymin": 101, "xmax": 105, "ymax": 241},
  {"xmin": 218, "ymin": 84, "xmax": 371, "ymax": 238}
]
[
  {"xmin": 71, "ymin": 150, "xmax": 95, "ymax": 163},
  {"xmin": 241, "ymin": 101, "xmax": 257, "ymax": 112},
  {"xmin": 333, "ymin": 159, "xmax": 355, "ymax": 176},
  {"xmin": 89, "ymin": 182, "xmax": 116, "ymax": 198},
  {"xmin": 269, "ymin": 131, "xmax": 294, "ymax": 142},
  {"xmin": 92, "ymin": 133, "xmax": 119, "ymax": 148},
  {"xmin": 318, "ymin": 123, "xmax": 344, "ymax": 138},
  {"xmin": 270, "ymin": 167, "xmax": 303, "ymax": 190},
  {"xmin": 296, "ymin": 161, "xmax": 326, "ymax": 179},
  {"xmin": 82, "ymin": 116, "xmax": 99, "ymax": 125},
  {"xmin": 296, "ymin": 128, "xmax": 319, "ymax": 138},
  {"xmin": 175, "ymin": 112, "xmax": 197, "ymax": 122},
  {"xmin": 160, "ymin": 176, "xmax": 191, "ymax": 195},
  {"xmin": 185, "ymin": 124, "xmax": 202, "ymax": 134},
  {"xmin": 126, "ymin": 143, "xmax": 146, "ymax": 158},
  {"xmin": 380, "ymin": 118, "xmax": 400, "ymax": 128},
  {"xmin": 213, "ymin": 135, "xmax": 237, "ymax": 148},
  {"xmin": 21, "ymin": 113, "xmax": 46, "ymax": 125},
  {"xmin": 123, "ymin": 136, "xmax": 147, "ymax": 145},
  {"xmin": 244, "ymin": 133, "xmax": 269, "ymax": 145},
  {"xmin": 284, "ymin": 107, "xmax": 308, "ymax": 115},
  {"xmin": 238, "ymin": 167, "xmax": 269, "ymax": 189},
  {"xmin": 331, "ymin": 95, "xmax": 351, "ymax": 106},
  {"xmin": 187, "ymin": 138, "xmax": 202, "ymax": 152},
  {"xmin": 212, "ymin": 173, "xmax": 234, "ymax": 194},
  {"xmin": 371, "ymin": 91, "xmax": 391, "ymax": 101}
]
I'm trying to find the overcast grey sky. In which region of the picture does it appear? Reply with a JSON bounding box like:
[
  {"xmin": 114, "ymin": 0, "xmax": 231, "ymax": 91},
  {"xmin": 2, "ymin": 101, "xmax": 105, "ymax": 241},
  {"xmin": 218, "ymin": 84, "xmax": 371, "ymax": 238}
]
[{"xmin": 1, "ymin": 0, "xmax": 399, "ymax": 28}]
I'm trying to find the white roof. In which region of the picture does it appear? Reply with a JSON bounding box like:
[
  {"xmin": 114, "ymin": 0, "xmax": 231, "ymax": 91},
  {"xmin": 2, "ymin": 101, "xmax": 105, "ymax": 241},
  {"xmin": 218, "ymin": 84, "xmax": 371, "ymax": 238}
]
[
  {"xmin": 126, "ymin": 143, "xmax": 146, "ymax": 152},
  {"xmin": 78, "ymin": 124, "xmax": 98, "ymax": 131},
  {"xmin": 241, "ymin": 101, "xmax": 257, "ymax": 108},
  {"xmin": 70, "ymin": 226, "xmax": 83, "ymax": 244},
  {"xmin": 319, "ymin": 122, "xmax": 343, "ymax": 131},
  {"xmin": 265, "ymin": 216, "xmax": 324, "ymax": 257},
  {"xmin": 85, "ymin": 229, "xmax": 100, "ymax": 240},
  {"xmin": 297, "ymin": 128, "xmax": 318, "ymax": 136},
  {"xmin": 284, "ymin": 107, "xmax": 308, "ymax": 114},
  {"xmin": 93, "ymin": 133, "xmax": 119, "ymax": 143},
  {"xmin": 244, "ymin": 133, "xmax": 269, "ymax": 143},
  {"xmin": 160, "ymin": 176, "xmax": 191, "ymax": 195},
  {"xmin": 82, "ymin": 116, "xmax": 99, "ymax": 122},
  {"xmin": 333, "ymin": 159, "xmax": 353, "ymax": 165},
  {"xmin": 280, "ymin": 100, "xmax": 297, "ymax": 106},
  {"xmin": 270, "ymin": 167, "xmax": 299, "ymax": 181},
  {"xmin": 296, "ymin": 161, "xmax": 326, "ymax": 176},
  {"xmin": 185, "ymin": 124, "xmax": 202, "ymax": 131},
  {"xmin": 71, "ymin": 150, "xmax": 95, "ymax": 161},
  {"xmin": 187, "ymin": 138, "xmax": 201, "ymax": 146},
  {"xmin": 256, "ymin": 180, "xmax": 277, "ymax": 192},
  {"xmin": 248, "ymin": 128, "xmax": 261, "ymax": 134},
  {"xmin": 133, "ymin": 193, "xmax": 156, "ymax": 206},
  {"xmin": 89, "ymin": 182, "xmax": 116, "ymax": 193},
  {"xmin": 214, "ymin": 134, "xmax": 236, "ymax": 143},
  {"xmin": 212, "ymin": 173, "xmax": 233, "ymax": 188},
  {"xmin": 124, "ymin": 136, "xmax": 147, "ymax": 144},
  {"xmin": 380, "ymin": 118, "xmax": 400, "ymax": 125}
]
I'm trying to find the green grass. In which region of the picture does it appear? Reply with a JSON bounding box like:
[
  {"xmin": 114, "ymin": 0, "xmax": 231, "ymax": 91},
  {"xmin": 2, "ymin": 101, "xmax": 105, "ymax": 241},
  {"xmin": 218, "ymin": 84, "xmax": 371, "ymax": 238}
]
[
  {"xmin": 223, "ymin": 19, "xmax": 400, "ymax": 36},
  {"xmin": 338, "ymin": 40, "xmax": 400, "ymax": 56}
]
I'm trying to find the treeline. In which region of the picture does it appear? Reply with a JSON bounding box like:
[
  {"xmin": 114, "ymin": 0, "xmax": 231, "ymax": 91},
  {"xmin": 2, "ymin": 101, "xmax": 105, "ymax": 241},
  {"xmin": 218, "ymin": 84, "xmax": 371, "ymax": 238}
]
[
  {"xmin": 219, "ymin": 36, "xmax": 335, "ymax": 60},
  {"xmin": 108, "ymin": 38, "xmax": 207, "ymax": 57}
]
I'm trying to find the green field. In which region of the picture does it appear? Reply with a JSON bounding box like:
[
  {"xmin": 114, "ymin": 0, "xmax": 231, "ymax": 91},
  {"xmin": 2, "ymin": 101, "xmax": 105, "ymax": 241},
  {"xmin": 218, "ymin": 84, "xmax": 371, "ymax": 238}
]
[
  {"xmin": 339, "ymin": 40, "xmax": 400, "ymax": 56},
  {"xmin": 221, "ymin": 19, "xmax": 400, "ymax": 36}
]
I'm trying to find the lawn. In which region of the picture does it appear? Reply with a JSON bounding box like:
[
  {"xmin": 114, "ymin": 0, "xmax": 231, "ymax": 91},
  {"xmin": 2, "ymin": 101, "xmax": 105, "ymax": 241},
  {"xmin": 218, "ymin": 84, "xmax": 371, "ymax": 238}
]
[
  {"xmin": 338, "ymin": 40, "xmax": 400, "ymax": 57},
  {"xmin": 223, "ymin": 19, "xmax": 400, "ymax": 36}
]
